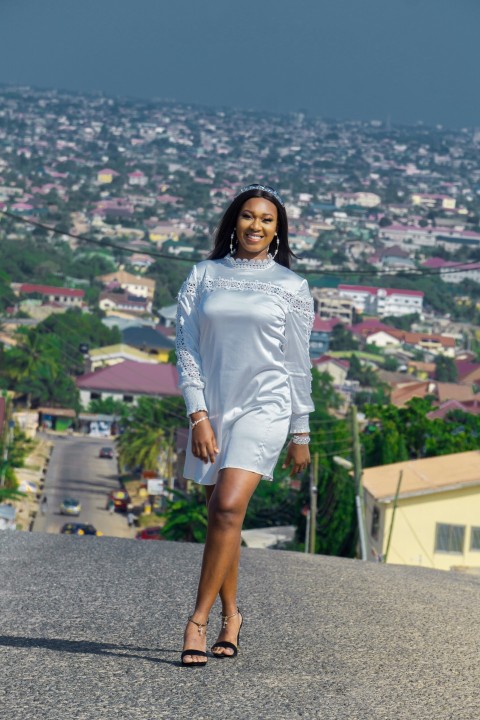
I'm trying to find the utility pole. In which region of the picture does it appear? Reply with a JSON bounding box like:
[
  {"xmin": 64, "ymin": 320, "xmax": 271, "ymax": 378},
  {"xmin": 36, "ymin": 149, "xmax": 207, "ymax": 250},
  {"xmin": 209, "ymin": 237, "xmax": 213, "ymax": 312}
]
[
  {"xmin": 309, "ymin": 452, "xmax": 319, "ymax": 554},
  {"xmin": 351, "ymin": 405, "xmax": 368, "ymax": 561},
  {"xmin": 166, "ymin": 428, "xmax": 175, "ymax": 497},
  {"xmin": 304, "ymin": 510, "xmax": 310, "ymax": 554},
  {"xmin": 383, "ymin": 470, "xmax": 403, "ymax": 563}
]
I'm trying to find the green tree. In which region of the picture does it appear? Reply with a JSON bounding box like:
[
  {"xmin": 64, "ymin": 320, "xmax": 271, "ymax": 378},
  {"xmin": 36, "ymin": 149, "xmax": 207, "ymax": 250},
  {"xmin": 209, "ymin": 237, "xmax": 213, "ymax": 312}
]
[
  {"xmin": 361, "ymin": 398, "xmax": 480, "ymax": 467},
  {"xmin": 295, "ymin": 369, "xmax": 357, "ymax": 557},
  {"xmin": 329, "ymin": 323, "xmax": 359, "ymax": 351},
  {"xmin": 88, "ymin": 397, "xmax": 131, "ymax": 422},
  {"xmin": 2, "ymin": 332, "xmax": 62, "ymax": 407},
  {"xmin": 116, "ymin": 398, "xmax": 172, "ymax": 472},
  {"xmin": 434, "ymin": 355, "xmax": 458, "ymax": 382},
  {"xmin": 160, "ymin": 488, "xmax": 208, "ymax": 542}
]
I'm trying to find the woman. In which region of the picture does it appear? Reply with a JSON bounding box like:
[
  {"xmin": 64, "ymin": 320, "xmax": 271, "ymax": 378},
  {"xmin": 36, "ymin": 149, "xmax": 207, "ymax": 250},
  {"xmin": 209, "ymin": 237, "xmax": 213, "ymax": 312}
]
[{"xmin": 176, "ymin": 184, "xmax": 314, "ymax": 666}]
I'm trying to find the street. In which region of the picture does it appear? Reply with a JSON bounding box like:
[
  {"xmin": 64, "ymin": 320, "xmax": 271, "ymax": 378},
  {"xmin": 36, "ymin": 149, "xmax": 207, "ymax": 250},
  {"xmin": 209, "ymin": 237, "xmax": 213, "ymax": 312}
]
[{"xmin": 33, "ymin": 434, "xmax": 136, "ymax": 539}]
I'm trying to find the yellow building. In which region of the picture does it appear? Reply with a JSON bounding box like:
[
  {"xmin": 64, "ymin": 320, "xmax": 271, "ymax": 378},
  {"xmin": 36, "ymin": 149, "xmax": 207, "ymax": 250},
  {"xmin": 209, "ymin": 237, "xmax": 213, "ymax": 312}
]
[
  {"xmin": 97, "ymin": 169, "xmax": 117, "ymax": 184},
  {"xmin": 362, "ymin": 451, "xmax": 480, "ymax": 571},
  {"xmin": 411, "ymin": 193, "xmax": 456, "ymax": 210},
  {"xmin": 88, "ymin": 344, "xmax": 161, "ymax": 370}
]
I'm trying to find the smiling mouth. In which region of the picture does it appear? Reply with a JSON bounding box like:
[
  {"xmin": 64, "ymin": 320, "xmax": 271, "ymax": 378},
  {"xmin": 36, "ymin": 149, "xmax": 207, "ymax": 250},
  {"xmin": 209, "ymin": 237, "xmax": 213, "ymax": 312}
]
[{"xmin": 245, "ymin": 233, "xmax": 263, "ymax": 241}]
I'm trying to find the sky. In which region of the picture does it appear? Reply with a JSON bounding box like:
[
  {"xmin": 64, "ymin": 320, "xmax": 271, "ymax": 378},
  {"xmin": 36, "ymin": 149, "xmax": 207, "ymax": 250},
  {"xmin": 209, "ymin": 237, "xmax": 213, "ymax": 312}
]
[{"xmin": 1, "ymin": 0, "xmax": 480, "ymax": 128}]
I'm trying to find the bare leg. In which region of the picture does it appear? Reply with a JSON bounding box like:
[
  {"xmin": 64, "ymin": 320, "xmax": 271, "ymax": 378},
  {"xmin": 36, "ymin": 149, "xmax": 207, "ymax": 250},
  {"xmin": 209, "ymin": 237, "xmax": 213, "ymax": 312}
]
[
  {"xmin": 205, "ymin": 484, "xmax": 242, "ymax": 656},
  {"xmin": 205, "ymin": 485, "xmax": 241, "ymax": 614},
  {"xmin": 182, "ymin": 468, "xmax": 261, "ymax": 664}
]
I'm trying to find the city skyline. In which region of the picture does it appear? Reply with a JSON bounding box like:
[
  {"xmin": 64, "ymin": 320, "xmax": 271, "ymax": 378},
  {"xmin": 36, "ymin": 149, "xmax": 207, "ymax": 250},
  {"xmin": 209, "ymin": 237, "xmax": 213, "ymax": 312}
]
[{"xmin": 2, "ymin": 0, "xmax": 480, "ymax": 129}]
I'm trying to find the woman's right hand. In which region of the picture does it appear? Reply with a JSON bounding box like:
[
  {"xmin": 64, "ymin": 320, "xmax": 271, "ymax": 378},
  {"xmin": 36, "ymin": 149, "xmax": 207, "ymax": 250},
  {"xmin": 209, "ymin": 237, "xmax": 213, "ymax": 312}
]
[{"xmin": 190, "ymin": 415, "xmax": 219, "ymax": 464}]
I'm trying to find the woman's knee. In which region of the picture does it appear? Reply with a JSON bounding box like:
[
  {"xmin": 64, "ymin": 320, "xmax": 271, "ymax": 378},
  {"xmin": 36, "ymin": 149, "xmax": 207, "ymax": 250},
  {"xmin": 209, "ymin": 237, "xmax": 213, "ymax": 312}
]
[{"xmin": 209, "ymin": 496, "xmax": 244, "ymax": 529}]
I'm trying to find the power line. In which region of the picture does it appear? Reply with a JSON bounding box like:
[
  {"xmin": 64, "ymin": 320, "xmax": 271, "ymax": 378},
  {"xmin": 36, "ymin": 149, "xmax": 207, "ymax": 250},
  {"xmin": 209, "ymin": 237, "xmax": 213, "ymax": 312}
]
[{"xmin": 3, "ymin": 208, "xmax": 480, "ymax": 279}]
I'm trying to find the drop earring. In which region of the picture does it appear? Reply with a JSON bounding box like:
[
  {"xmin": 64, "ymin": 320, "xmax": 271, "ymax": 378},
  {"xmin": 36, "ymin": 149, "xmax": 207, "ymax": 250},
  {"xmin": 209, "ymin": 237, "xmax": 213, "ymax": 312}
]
[
  {"xmin": 230, "ymin": 230, "xmax": 236, "ymax": 255},
  {"xmin": 271, "ymin": 234, "xmax": 280, "ymax": 259}
]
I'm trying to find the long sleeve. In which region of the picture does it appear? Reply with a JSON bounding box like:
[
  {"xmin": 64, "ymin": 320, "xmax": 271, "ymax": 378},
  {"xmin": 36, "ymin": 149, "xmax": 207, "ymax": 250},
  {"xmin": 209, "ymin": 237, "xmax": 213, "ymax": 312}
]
[
  {"xmin": 285, "ymin": 279, "xmax": 315, "ymax": 433},
  {"xmin": 175, "ymin": 265, "xmax": 207, "ymax": 416}
]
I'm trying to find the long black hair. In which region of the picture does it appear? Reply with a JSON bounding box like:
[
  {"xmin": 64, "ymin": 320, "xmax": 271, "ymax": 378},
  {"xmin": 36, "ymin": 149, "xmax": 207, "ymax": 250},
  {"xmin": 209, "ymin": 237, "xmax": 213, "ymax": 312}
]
[{"xmin": 209, "ymin": 185, "xmax": 295, "ymax": 269}]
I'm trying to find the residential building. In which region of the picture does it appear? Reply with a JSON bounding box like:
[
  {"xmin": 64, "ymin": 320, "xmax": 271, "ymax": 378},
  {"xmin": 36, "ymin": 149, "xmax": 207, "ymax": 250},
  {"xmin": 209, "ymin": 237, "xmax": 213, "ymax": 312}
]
[
  {"xmin": 96, "ymin": 168, "xmax": 118, "ymax": 184},
  {"xmin": 88, "ymin": 343, "xmax": 160, "ymax": 370},
  {"xmin": 363, "ymin": 451, "xmax": 480, "ymax": 571},
  {"xmin": 422, "ymin": 258, "xmax": 480, "ymax": 284},
  {"xmin": 312, "ymin": 355, "xmax": 349, "ymax": 386},
  {"xmin": 121, "ymin": 326, "xmax": 175, "ymax": 362},
  {"xmin": 411, "ymin": 193, "xmax": 456, "ymax": 210},
  {"xmin": 311, "ymin": 288, "xmax": 354, "ymax": 324},
  {"xmin": 338, "ymin": 285, "xmax": 424, "ymax": 318},
  {"xmin": 11, "ymin": 283, "xmax": 85, "ymax": 307},
  {"xmin": 76, "ymin": 360, "xmax": 181, "ymax": 406},
  {"xmin": 99, "ymin": 291, "xmax": 152, "ymax": 316},
  {"xmin": 378, "ymin": 224, "xmax": 436, "ymax": 248},
  {"xmin": 96, "ymin": 270, "xmax": 155, "ymax": 300}
]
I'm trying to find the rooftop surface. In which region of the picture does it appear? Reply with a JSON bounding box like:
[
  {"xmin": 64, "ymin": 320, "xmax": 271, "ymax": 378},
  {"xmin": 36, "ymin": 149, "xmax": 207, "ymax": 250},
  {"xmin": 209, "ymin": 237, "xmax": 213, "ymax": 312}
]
[
  {"xmin": 1, "ymin": 532, "xmax": 478, "ymax": 719},
  {"xmin": 363, "ymin": 450, "xmax": 480, "ymax": 501}
]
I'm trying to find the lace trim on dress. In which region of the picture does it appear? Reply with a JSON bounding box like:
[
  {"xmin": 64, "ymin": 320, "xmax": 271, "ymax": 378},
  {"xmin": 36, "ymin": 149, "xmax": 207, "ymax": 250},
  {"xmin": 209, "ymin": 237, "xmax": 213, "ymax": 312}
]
[
  {"xmin": 290, "ymin": 415, "xmax": 311, "ymax": 434},
  {"xmin": 176, "ymin": 278, "xmax": 203, "ymax": 385},
  {"xmin": 222, "ymin": 253, "xmax": 275, "ymax": 270},
  {"xmin": 202, "ymin": 276, "xmax": 314, "ymax": 323}
]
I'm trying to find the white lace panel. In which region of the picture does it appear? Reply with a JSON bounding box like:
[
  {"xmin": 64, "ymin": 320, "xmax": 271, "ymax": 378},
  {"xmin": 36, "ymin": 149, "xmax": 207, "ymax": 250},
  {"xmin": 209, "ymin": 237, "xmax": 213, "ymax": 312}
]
[
  {"xmin": 176, "ymin": 275, "xmax": 203, "ymax": 388},
  {"xmin": 202, "ymin": 276, "xmax": 314, "ymax": 329},
  {"xmin": 290, "ymin": 414, "xmax": 311, "ymax": 434},
  {"xmin": 221, "ymin": 254, "xmax": 275, "ymax": 270}
]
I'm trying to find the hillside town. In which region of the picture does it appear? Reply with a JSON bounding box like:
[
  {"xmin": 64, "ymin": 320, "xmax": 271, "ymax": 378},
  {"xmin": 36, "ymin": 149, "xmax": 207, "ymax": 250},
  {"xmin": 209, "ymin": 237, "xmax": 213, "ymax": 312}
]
[{"xmin": 1, "ymin": 84, "xmax": 480, "ymax": 570}]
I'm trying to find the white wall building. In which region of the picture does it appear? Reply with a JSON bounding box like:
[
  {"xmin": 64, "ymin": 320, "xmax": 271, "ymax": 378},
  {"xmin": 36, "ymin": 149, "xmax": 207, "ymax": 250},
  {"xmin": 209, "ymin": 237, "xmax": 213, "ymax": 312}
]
[{"xmin": 338, "ymin": 285, "xmax": 424, "ymax": 318}]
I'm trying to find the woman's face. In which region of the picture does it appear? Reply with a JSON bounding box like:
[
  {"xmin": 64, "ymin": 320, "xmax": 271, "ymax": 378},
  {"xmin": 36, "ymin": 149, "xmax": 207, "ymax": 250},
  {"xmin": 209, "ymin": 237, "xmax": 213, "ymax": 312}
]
[{"xmin": 235, "ymin": 197, "xmax": 278, "ymax": 259}]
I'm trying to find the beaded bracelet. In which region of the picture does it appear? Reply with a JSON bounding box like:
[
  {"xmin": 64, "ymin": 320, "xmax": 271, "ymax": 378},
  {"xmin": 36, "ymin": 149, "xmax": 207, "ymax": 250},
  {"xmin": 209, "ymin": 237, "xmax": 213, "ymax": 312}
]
[
  {"xmin": 292, "ymin": 434, "xmax": 310, "ymax": 445},
  {"xmin": 191, "ymin": 415, "xmax": 209, "ymax": 430}
]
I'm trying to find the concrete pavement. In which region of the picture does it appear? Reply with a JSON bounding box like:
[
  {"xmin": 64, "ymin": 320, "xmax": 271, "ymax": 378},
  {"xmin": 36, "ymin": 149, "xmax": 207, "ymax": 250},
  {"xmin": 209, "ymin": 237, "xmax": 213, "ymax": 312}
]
[{"xmin": 0, "ymin": 531, "xmax": 478, "ymax": 719}]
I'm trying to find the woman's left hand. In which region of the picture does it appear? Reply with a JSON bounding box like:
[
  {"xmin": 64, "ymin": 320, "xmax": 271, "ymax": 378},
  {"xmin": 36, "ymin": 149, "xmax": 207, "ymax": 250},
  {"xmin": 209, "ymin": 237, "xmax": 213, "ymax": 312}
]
[{"xmin": 282, "ymin": 441, "xmax": 311, "ymax": 477}]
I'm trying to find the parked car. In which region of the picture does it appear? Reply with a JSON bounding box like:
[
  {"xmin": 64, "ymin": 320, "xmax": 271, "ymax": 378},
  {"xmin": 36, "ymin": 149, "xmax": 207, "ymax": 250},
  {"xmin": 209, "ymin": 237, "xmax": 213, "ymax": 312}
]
[
  {"xmin": 135, "ymin": 526, "xmax": 164, "ymax": 541},
  {"xmin": 99, "ymin": 447, "xmax": 114, "ymax": 459},
  {"xmin": 59, "ymin": 498, "xmax": 81, "ymax": 516},
  {"xmin": 106, "ymin": 490, "xmax": 130, "ymax": 512},
  {"xmin": 60, "ymin": 523, "xmax": 103, "ymax": 536}
]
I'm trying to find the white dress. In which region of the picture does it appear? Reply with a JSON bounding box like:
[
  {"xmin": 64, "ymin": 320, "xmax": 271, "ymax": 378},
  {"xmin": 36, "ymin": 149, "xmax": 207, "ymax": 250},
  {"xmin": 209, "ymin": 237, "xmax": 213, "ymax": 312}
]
[{"xmin": 176, "ymin": 253, "xmax": 314, "ymax": 485}]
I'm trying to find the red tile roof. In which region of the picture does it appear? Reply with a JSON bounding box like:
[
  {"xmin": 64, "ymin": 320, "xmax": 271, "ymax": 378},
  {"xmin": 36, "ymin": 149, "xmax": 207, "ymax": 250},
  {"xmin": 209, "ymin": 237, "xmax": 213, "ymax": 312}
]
[
  {"xmin": 312, "ymin": 316, "xmax": 344, "ymax": 332},
  {"xmin": 427, "ymin": 400, "xmax": 478, "ymax": 420},
  {"xmin": 18, "ymin": 284, "xmax": 84, "ymax": 298},
  {"xmin": 455, "ymin": 359, "xmax": 480, "ymax": 382},
  {"xmin": 76, "ymin": 361, "xmax": 181, "ymax": 397},
  {"xmin": 351, "ymin": 320, "xmax": 398, "ymax": 337},
  {"xmin": 313, "ymin": 355, "xmax": 350, "ymax": 369}
]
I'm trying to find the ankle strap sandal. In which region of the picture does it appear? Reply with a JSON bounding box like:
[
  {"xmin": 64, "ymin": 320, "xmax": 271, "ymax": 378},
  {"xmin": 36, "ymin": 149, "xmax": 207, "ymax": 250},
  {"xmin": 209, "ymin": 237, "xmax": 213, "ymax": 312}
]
[
  {"xmin": 181, "ymin": 616, "xmax": 209, "ymax": 667},
  {"xmin": 211, "ymin": 608, "xmax": 243, "ymax": 659}
]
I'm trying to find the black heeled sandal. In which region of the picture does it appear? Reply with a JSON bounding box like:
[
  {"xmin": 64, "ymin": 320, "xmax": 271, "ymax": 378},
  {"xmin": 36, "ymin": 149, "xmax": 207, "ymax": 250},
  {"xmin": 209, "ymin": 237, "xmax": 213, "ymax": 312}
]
[
  {"xmin": 211, "ymin": 608, "xmax": 243, "ymax": 659},
  {"xmin": 181, "ymin": 616, "xmax": 209, "ymax": 667}
]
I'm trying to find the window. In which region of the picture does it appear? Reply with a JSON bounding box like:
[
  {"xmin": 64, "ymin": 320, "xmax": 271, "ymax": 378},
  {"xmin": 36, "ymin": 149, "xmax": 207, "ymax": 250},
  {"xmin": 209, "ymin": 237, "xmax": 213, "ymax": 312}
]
[
  {"xmin": 371, "ymin": 506, "xmax": 380, "ymax": 540},
  {"xmin": 123, "ymin": 394, "xmax": 134, "ymax": 403},
  {"xmin": 470, "ymin": 527, "xmax": 480, "ymax": 551},
  {"xmin": 435, "ymin": 523, "xmax": 465, "ymax": 553},
  {"xmin": 90, "ymin": 392, "xmax": 101, "ymax": 400}
]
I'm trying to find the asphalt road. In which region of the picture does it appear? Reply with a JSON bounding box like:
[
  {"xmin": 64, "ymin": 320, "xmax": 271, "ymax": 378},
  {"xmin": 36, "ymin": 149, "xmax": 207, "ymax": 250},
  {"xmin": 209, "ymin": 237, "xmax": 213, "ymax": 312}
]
[
  {"xmin": 0, "ymin": 532, "xmax": 479, "ymax": 720},
  {"xmin": 33, "ymin": 434, "xmax": 135, "ymax": 539}
]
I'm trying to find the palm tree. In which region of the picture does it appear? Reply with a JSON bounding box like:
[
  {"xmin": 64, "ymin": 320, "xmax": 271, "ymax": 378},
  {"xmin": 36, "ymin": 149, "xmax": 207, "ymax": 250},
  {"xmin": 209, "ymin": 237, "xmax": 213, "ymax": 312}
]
[
  {"xmin": 5, "ymin": 331, "xmax": 59, "ymax": 407},
  {"xmin": 0, "ymin": 487, "xmax": 26, "ymax": 502},
  {"xmin": 116, "ymin": 397, "xmax": 169, "ymax": 473}
]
